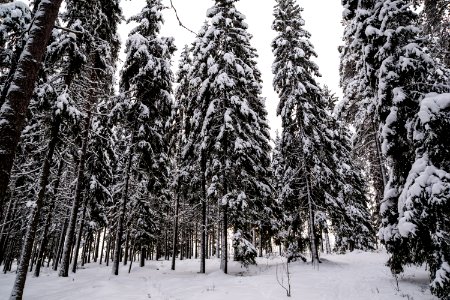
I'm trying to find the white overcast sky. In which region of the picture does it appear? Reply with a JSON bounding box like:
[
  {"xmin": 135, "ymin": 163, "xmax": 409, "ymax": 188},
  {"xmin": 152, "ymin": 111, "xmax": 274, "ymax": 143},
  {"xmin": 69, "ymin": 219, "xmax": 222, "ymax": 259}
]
[{"xmin": 119, "ymin": 0, "xmax": 344, "ymax": 139}]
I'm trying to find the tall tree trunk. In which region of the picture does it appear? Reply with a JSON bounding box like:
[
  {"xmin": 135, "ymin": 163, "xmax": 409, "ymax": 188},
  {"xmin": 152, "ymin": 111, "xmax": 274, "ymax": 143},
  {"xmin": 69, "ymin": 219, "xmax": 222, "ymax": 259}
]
[
  {"xmin": 259, "ymin": 226, "xmax": 263, "ymax": 257},
  {"xmin": 221, "ymin": 136, "xmax": 228, "ymax": 274},
  {"xmin": 34, "ymin": 158, "xmax": 63, "ymax": 277},
  {"xmin": 112, "ymin": 148, "xmax": 133, "ymax": 275},
  {"xmin": 94, "ymin": 229, "xmax": 101, "ymax": 263},
  {"xmin": 0, "ymin": 0, "xmax": 63, "ymax": 220},
  {"xmin": 140, "ymin": 246, "xmax": 145, "ymax": 267},
  {"xmin": 71, "ymin": 194, "xmax": 88, "ymax": 273},
  {"xmin": 221, "ymin": 204, "xmax": 228, "ymax": 274},
  {"xmin": 324, "ymin": 227, "xmax": 331, "ymax": 254},
  {"xmin": 59, "ymin": 94, "xmax": 94, "ymax": 277},
  {"xmin": 123, "ymin": 228, "xmax": 129, "ymax": 266},
  {"xmin": 216, "ymin": 213, "xmax": 221, "ymax": 259},
  {"xmin": 99, "ymin": 227, "xmax": 106, "ymax": 265},
  {"xmin": 171, "ymin": 188, "xmax": 180, "ymax": 270},
  {"xmin": 52, "ymin": 215, "xmax": 67, "ymax": 271},
  {"xmin": 0, "ymin": 190, "xmax": 18, "ymax": 265},
  {"xmin": 9, "ymin": 118, "xmax": 60, "ymax": 299},
  {"xmin": 200, "ymin": 151, "xmax": 206, "ymax": 273},
  {"xmin": 306, "ymin": 177, "xmax": 319, "ymax": 266}
]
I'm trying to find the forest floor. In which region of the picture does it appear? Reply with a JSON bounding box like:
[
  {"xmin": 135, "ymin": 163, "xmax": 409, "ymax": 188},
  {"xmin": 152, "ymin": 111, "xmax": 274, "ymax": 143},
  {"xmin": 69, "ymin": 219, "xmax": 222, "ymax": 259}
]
[{"xmin": 0, "ymin": 250, "xmax": 436, "ymax": 300}]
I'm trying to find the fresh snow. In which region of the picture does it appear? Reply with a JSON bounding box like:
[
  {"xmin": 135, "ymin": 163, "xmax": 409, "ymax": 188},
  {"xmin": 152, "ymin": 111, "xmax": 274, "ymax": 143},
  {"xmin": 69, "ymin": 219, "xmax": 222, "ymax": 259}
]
[{"xmin": 0, "ymin": 251, "xmax": 436, "ymax": 299}]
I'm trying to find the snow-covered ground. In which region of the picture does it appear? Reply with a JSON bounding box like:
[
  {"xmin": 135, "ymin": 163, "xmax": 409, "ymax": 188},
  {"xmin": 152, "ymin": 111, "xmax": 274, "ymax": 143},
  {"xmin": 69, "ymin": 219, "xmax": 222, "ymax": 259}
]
[{"xmin": 0, "ymin": 250, "xmax": 436, "ymax": 299}]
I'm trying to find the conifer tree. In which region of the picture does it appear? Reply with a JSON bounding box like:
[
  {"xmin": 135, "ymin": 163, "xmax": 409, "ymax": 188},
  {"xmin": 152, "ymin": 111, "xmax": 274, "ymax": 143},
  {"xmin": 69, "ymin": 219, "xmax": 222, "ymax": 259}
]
[
  {"xmin": 112, "ymin": 0, "xmax": 175, "ymax": 275},
  {"xmin": 273, "ymin": 0, "xmax": 375, "ymax": 263},
  {"xmin": 183, "ymin": 0, "xmax": 273, "ymax": 272},
  {"xmin": 338, "ymin": 0, "xmax": 387, "ymax": 227},
  {"xmin": 58, "ymin": 0, "xmax": 121, "ymax": 278},
  {"xmin": 340, "ymin": 0, "xmax": 449, "ymax": 296},
  {"xmin": 272, "ymin": 0, "xmax": 331, "ymax": 264}
]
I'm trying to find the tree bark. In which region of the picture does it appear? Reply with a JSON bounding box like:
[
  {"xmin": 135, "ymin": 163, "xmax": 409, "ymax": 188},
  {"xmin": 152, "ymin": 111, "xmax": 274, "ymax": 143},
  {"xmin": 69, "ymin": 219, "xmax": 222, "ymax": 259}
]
[
  {"xmin": 0, "ymin": 0, "xmax": 63, "ymax": 221},
  {"xmin": 123, "ymin": 228, "xmax": 129, "ymax": 266},
  {"xmin": 306, "ymin": 177, "xmax": 319, "ymax": 266},
  {"xmin": 112, "ymin": 148, "xmax": 133, "ymax": 275},
  {"xmin": 200, "ymin": 151, "xmax": 206, "ymax": 273},
  {"xmin": 94, "ymin": 229, "xmax": 101, "ymax": 263},
  {"xmin": 140, "ymin": 246, "xmax": 145, "ymax": 267},
  {"xmin": 99, "ymin": 227, "xmax": 106, "ymax": 265},
  {"xmin": 34, "ymin": 158, "xmax": 63, "ymax": 277},
  {"xmin": 71, "ymin": 194, "xmax": 88, "ymax": 273},
  {"xmin": 171, "ymin": 188, "xmax": 180, "ymax": 270},
  {"xmin": 59, "ymin": 101, "xmax": 93, "ymax": 277}
]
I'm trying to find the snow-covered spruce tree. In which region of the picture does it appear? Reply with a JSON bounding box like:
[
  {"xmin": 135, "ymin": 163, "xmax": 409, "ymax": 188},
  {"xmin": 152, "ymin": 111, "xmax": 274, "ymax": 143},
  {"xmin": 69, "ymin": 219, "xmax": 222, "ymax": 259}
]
[
  {"xmin": 400, "ymin": 92, "xmax": 450, "ymax": 297},
  {"xmin": 58, "ymin": 0, "xmax": 121, "ymax": 278},
  {"xmin": 338, "ymin": 0, "xmax": 388, "ymax": 228},
  {"xmin": 361, "ymin": 0, "xmax": 450, "ymax": 297},
  {"xmin": 112, "ymin": 0, "xmax": 175, "ymax": 275},
  {"xmin": 273, "ymin": 0, "xmax": 375, "ymax": 262},
  {"xmin": 183, "ymin": 0, "xmax": 273, "ymax": 272},
  {"xmin": 272, "ymin": 0, "xmax": 330, "ymax": 264}
]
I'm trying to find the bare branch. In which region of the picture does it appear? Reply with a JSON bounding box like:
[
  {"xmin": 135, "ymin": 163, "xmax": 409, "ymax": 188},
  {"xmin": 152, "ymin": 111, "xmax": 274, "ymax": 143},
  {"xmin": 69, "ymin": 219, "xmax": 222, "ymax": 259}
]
[{"xmin": 169, "ymin": 0, "xmax": 197, "ymax": 36}]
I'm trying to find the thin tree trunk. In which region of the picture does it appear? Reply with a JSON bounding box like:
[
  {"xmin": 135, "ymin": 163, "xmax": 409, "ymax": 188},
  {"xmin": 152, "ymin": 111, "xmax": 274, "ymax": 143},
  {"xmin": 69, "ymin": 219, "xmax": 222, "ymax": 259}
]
[
  {"xmin": 105, "ymin": 234, "xmax": 111, "ymax": 266},
  {"xmin": 123, "ymin": 228, "xmax": 129, "ymax": 266},
  {"xmin": 0, "ymin": 193, "xmax": 18, "ymax": 265},
  {"xmin": 99, "ymin": 227, "xmax": 106, "ymax": 265},
  {"xmin": 221, "ymin": 204, "xmax": 228, "ymax": 274},
  {"xmin": 34, "ymin": 210, "xmax": 52, "ymax": 277},
  {"xmin": 59, "ymin": 77, "xmax": 96, "ymax": 277},
  {"xmin": 140, "ymin": 246, "xmax": 145, "ymax": 267},
  {"xmin": 259, "ymin": 226, "xmax": 264, "ymax": 257},
  {"xmin": 34, "ymin": 158, "xmax": 63, "ymax": 277},
  {"xmin": 324, "ymin": 227, "xmax": 331, "ymax": 254},
  {"xmin": 9, "ymin": 117, "xmax": 60, "ymax": 299},
  {"xmin": 52, "ymin": 216, "xmax": 67, "ymax": 271},
  {"xmin": 216, "ymin": 213, "xmax": 221, "ymax": 259},
  {"xmin": 171, "ymin": 188, "xmax": 180, "ymax": 270},
  {"xmin": 112, "ymin": 148, "xmax": 133, "ymax": 275},
  {"xmin": 194, "ymin": 223, "xmax": 198, "ymax": 259},
  {"xmin": 128, "ymin": 244, "xmax": 135, "ymax": 273},
  {"xmin": 200, "ymin": 151, "xmax": 206, "ymax": 273},
  {"xmin": 94, "ymin": 229, "xmax": 101, "ymax": 263},
  {"xmin": 0, "ymin": 0, "xmax": 63, "ymax": 221},
  {"xmin": 72, "ymin": 195, "xmax": 88, "ymax": 273},
  {"xmin": 306, "ymin": 178, "xmax": 319, "ymax": 266}
]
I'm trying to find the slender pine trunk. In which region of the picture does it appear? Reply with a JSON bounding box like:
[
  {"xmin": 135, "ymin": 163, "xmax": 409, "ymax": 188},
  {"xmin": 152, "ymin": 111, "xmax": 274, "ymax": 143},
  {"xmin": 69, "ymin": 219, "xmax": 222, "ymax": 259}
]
[
  {"xmin": 94, "ymin": 229, "xmax": 101, "ymax": 263},
  {"xmin": 34, "ymin": 158, "xmax": 63, "ymax": 277},
  {"xmin": 306, "ymin": 177, "xmax": 319, "ymax": 266},
  {"xmin": 200, "ymin": 151, "xmax": 206, "ymax": 273},
  {"xmin": 112, "ymin": 148, "xmax": 133, "ymax": 275},
  {"xmin": 59, "ymin": 100, "xmax": 93, "ymax": 277},
  {"xmin": 71, "ymin": 195, "xmax": 88, "ymax": 273},
  {"xmin": 171, "ymin": 188, "xmax": 180, "ymax": 270},
  {"xmin": 99, "ymin": 227, "xmax": 106, "ymax": 265}
]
